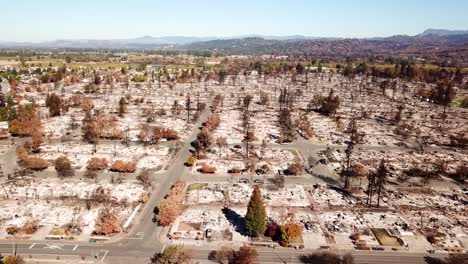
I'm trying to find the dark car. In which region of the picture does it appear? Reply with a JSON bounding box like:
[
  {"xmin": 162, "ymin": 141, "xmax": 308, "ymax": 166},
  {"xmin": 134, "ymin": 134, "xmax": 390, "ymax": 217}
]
[
  {"xmin": 152, "ymin": 206, "xmax": 160, "ymax": 223},
  {"xmin": 239, "ymin": 178, "xmax": 250, "ymax": 183},
  {"xmin": 153, "ymin": 206, "xmax": 160, "ymax": 215},
  {"xmin": 205, "ymin": 229, "xmax": 213, "ymax": 239}
]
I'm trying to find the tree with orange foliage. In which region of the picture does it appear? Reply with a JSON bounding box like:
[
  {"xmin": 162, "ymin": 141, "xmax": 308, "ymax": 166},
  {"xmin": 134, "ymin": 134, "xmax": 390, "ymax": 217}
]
[
  {"xmin": 81, "ymin": 97, "xmax": 94, "ymax": 112},
  {"xmin": 87, "ymin": 157, "xmax": 108, "ymax": 170},
  {"xmin": 9, "ymin": 105, "xmax": 41, "ymax": 136},
  {"xmin": 161, "ymin": 128, "xmax": 179, "ymax": 141},
  {"xmin": 280, "ymin": 223, "xmax": 302, "ymax": 243},
  {"xmin": 110, "ymin": 160, "xmax": 137, "ymax": 173},
  {"xmin": 157, "ymin": 198, "xmax": 183, "ymax": 226},
  {"xmin": 31, "ymin": 130, "xmax": 43, "ymax": 152},
  {"xmin": 25, "ymin": 156, "xmax": 49, "ymax": 171},
  {"xmin": 205, "ymin": 113, "xmax": 221, "ymax": 131},
  {"xmin": 198, "ymin": 163, "xmax": 216, "ymax": 174},
  {"xmin": 157, "ymin": 180, "xmax": 186, "ymax": 226}
]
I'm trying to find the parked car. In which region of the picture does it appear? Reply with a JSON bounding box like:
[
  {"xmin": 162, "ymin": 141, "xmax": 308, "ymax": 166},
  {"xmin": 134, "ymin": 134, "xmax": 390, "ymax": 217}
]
[
  {"xmin": 152, "ymin": 206, "xmax": 160, "ymax": 223},
  {"xmin": 239, "ymin": 178, "xmax": 250, "ymax": 183},
  {"xmin": 205, "ymin": 229, "xmax": 213, "ymax": 238},
  {"xmin": 153, "ymin": 206, "xmax": 160, "ymax": 215},
  {"xmin": 253, "ymin": 179, "xmax": 264, "ymax": 184}
]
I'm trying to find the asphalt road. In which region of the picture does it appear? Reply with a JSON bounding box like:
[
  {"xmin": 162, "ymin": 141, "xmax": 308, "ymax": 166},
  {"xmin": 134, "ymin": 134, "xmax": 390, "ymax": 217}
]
[
  {"xmin": 0, "ymin": 241, "xmax": 445, "ymax": 264},
  {"xmin": 189, "ymin": 248, "xmax": 436, "ymax": 264}
]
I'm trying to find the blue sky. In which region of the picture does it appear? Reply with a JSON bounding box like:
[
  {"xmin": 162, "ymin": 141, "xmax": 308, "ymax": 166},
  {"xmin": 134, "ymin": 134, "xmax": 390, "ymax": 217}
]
[{"xmin": 2, "ymin": 0, "xmax": 468, "ymax": 41}]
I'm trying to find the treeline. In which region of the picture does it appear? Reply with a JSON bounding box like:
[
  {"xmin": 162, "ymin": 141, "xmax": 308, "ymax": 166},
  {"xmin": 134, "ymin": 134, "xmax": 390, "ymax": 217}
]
[{"xmin": 340, "ymin": 61, "xmax": 465, "ymax": 84}]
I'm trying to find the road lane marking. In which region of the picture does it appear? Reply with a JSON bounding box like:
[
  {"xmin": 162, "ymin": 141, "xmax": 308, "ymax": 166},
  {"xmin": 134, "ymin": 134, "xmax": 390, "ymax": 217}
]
[
  {"xmin": 73, "ymin": 245, "xmax": 78, "ymax": 251},
  {"xmin": 127, "ymin": 232, "xmax": 144, "ymax": 239},
  {"xmin": 100, "ymin": 250, "xmax": 109, "ymax": 262},
  {"xmin": 43, "ymin": 244, "xmax": 63, "ymax": 250},
  {"xmin": 29, "ymin": 243, "xmax": 36, "ymax": 249}
]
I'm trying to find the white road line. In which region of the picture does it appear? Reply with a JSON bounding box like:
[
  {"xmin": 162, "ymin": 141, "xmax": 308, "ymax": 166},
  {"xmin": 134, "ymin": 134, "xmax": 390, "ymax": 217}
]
[
  {"xmin": 29, "ymin": 243, "xmax": 36, "ymax": 249},
  {"xmin": 73, "ymin": 245, "xmax": 78, "ymax": 251},
  {"xmin": 126, "ymin": 231, "xmax": 144, "ymax": 240},
  {"xmin": 100, "ymin": 250, "xmax": 109, "ymax": 262},
  {"xmin": 43, "ymin": 244, "xmax": 63, "ymax": 250}
]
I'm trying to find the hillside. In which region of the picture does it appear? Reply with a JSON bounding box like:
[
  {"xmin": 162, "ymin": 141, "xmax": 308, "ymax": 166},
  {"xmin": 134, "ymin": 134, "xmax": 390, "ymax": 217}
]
[{"xmin": 181, "ymin": 34, "xmax": 468, "ymax": 64}]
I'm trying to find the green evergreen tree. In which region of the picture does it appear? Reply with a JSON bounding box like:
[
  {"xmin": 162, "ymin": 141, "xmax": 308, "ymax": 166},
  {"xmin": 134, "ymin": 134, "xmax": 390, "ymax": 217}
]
[{"xmin": 245, "ymin": 185, "xmax": 267, "ymax": 237}]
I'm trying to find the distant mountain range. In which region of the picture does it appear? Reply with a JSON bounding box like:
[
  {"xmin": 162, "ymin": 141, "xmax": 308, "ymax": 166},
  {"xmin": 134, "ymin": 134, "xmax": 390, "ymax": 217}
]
[
  {"xmin": 0, "ymin": 35, "xmax": 327, "ymax": 49},
  {"xmin": 419, "ymin": 28, "xmax": 468, "ymax": 36},
  {"xmin": 1, "ymin": 29, "xmax": 466, "ymax": 49},
  {"xmin": 1, "ymin": 29, "xmax": 467, "ymax": 64}
]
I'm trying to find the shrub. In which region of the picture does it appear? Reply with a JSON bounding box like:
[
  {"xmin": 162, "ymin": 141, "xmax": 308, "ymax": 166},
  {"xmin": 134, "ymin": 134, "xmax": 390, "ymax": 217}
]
[
  {"xmin": 279, "ymin": 240, "xmax": 289, "ymax": 247},
  {"xmin": 232, "ymin": 246, "xmax": 257, "ymax": 264},
  {"xmin": 161, "ymin": 128, "xmax": 179, "ymax": 141},
  {"xmin": 460, "ymin": 97, "xmax": 468, "ymax": 108},
  {"xmin": 356, "ymin": 244, "xmax": 370, "ymax": 250},
  {"xmin": 84, "ymin": 169, "xmax": 98, "ymax": 179},
  {"xmin": 26, "ymin": 156, "xmax": 49, "ymax": 171},
  {"xmin": 2, "ymin": 255, "xmax": 25, "ymax": 264},
  {"xmin": 131, "ymin": 75, "xmax": 146, "ymax": 82},
  {"xmin": 271, "ymin": 174, "xmax": 285, "ymax": 188},
  {"xmin": 185, "ymin": 156, "xmax": 197, "ymax": 167},
  {"xmin": 350, "ymin": 233, "xmax": 361, "ymax": 241},
  {"xmin": 427, "ymin": 235, "xmax": 438, "ymax": 244},
  {"xmin": 87, "ymin": 157, "xmax": 108, "ymax": 170},
  {"xmin": 266, "ymin": 223, "xmax": 280, "ymax": 240},
  {"xmin": 244, "ymin": 131, "xmax": 257, "ymax": 142},
  {"xmin": 31, "ymin": 130, "xmax": 43, "ymax": 152},
  {"xmin": 208, "ymin": 247, "xmax": 233, "ymax": 264},
  {"xmin": 198, "ymin": 163, "xmax": 216, "ymax": 174},
  {"xmin": 136, "ymin": 169, "xmax": 152, "ymax": 187},
  {"xmin": 110, "ymin": 160, "xmax": 137, "ymax": 173},
  {"xmin": 22, "ymin": 221, "xmax": 39, "ymax": 234},
  {"xmin": 285, "ymin": 162, "xmax": 304, "ymax": 175},
  {"xmin": 16, "ymin": 147, "xmax": 29, "ymax": 167},
  {"xmin": 55, "ymin": 156, "xmax": 74, "ymax": 177}
]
